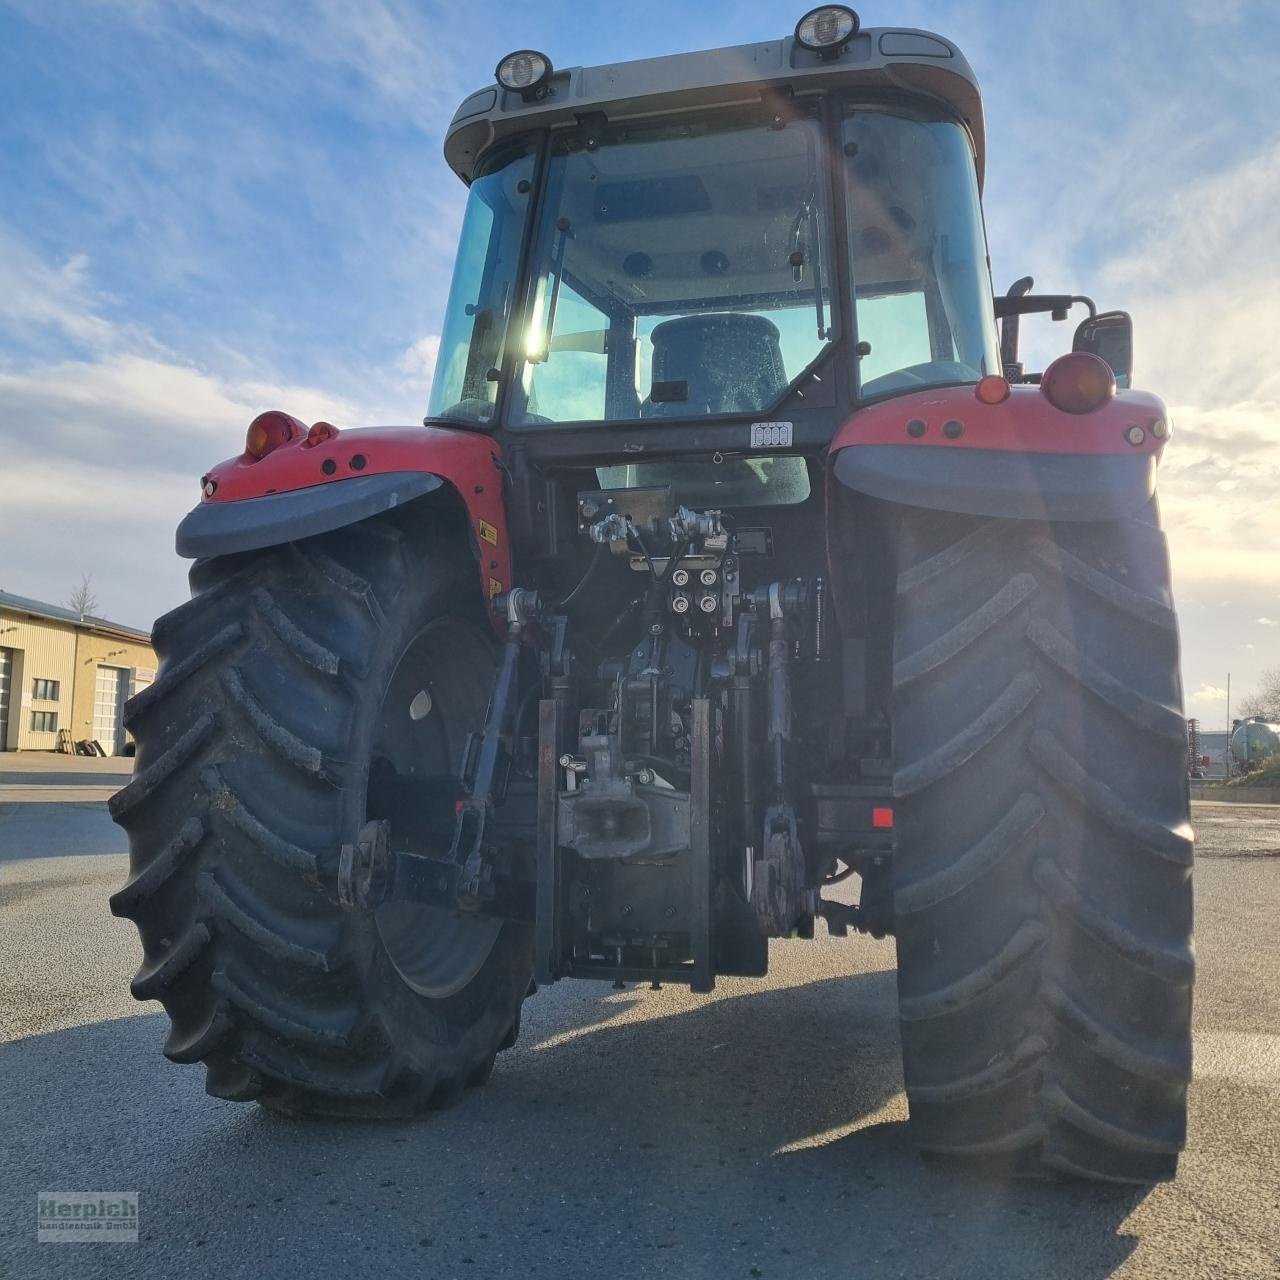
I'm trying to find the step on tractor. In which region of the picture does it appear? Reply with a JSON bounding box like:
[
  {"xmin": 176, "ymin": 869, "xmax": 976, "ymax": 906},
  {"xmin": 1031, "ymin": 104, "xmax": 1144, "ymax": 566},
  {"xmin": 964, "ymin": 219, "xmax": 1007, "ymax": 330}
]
[{"xmin": 110, "ymin": 8, "xmax": 1194, "ymax": 1183}]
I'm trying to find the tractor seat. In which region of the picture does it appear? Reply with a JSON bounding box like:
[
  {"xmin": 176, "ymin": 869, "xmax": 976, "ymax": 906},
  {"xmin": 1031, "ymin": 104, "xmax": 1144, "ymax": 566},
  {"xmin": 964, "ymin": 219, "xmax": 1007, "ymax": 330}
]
[{"xmin": 642, "ymin": 313, "xmax": 787, "ymax": 417}]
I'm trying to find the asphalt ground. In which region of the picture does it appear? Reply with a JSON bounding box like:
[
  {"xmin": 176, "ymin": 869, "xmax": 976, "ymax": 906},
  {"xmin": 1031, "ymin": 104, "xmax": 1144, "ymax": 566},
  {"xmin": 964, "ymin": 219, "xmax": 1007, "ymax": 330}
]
[{"xmin": 1, "ymin": 761, "xmax": 1277, "ymax": 1279}]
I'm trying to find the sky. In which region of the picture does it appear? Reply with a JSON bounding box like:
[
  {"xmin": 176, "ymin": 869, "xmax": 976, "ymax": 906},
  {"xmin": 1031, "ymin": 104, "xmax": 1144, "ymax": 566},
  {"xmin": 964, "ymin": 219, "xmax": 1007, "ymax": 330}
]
[{"xmin": 0, "ymin": 0, "xmax": 1277, "ymax": 725}]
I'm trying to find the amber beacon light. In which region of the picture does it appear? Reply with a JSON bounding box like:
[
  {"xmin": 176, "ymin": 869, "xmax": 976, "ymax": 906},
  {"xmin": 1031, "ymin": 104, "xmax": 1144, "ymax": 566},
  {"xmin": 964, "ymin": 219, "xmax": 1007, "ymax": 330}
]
[{"xmin": 1039, "ymin": 352, "xmax": 1117, "ymax": 415}]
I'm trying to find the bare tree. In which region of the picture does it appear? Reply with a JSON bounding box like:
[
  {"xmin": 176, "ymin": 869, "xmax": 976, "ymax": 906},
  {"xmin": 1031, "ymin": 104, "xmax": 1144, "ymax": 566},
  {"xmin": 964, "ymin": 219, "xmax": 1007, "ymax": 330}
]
[
  {"xmin": 1238, "ymin": 666, "xmax": 1280, "ymax": 721},
  {"xmin": 66, "ymin": 572, "xmax": 100, "ymax": 619}
]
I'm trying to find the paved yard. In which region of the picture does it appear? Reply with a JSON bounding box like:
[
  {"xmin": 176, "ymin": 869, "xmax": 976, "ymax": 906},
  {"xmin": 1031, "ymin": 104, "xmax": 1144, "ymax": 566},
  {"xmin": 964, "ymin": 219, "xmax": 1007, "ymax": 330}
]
[{"xmin": 1, "ymin": 772, "xmax": 1277, "ymax": 1279}]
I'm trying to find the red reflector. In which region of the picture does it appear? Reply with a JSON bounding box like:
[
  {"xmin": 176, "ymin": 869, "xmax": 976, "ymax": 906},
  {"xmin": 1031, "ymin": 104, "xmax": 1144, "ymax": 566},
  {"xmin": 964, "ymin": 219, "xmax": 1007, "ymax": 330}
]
[
  {"xmin": 975, "ymin": 374, "xmax": 1011, "ymax": 405},
  {"xmin": 1039, "ymin": 352, "xmax": 1116, "ymax": 415},
  {"xmin": 872, "ymin": 806, "xmax": 894, "ymax": 829}
]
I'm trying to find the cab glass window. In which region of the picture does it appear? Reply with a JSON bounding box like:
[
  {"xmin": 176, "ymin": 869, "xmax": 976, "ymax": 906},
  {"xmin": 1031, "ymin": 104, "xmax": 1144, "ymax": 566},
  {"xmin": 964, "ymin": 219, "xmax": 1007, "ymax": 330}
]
[
  {"xmin": 843, "ymin": 107, "xmax": 999, "ymax": 399},
  {"xmin": 596, "ymin": 456, "xmax": 811, "ymax": 508},
  {"xmin": 427, "ymin": 143, "xmax": 537, "ymax": 425},
  {"xmin": 511, "ymin": 109, "xmax": 834, "ymax": 425}
]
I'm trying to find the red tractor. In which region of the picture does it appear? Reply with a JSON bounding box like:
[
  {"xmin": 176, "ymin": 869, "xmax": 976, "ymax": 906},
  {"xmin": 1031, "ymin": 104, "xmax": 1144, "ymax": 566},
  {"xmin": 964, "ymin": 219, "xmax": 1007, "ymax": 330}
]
[{"xmin": 110, "ymin": 8, "xmax": 1193, "ymax": 1183}]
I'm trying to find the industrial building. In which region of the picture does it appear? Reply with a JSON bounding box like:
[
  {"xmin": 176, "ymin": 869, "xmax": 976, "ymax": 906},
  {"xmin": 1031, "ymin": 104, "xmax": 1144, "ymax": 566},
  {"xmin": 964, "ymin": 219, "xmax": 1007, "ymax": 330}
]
[{"xmin": 0, "ymin": 590, "xmax": 156, "ymax": 754}]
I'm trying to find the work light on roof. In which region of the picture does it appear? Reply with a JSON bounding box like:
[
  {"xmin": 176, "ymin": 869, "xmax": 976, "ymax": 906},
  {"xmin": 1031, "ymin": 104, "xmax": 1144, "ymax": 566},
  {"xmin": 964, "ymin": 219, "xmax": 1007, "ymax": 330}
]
[
  {"xmin": 495, "ymin": 50, "xmax": 552, "ymax": 96},
  {"xmin": 794, "ymin": 6, "xmax": 859, "ymax": 55}
]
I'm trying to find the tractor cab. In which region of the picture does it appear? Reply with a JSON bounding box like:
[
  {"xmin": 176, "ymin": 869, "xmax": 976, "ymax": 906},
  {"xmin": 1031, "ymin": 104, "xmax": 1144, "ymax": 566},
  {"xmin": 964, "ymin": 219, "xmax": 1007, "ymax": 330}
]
[{"xmin": 431, "ymin": 14, "xmax": 999, "ymax": 461}]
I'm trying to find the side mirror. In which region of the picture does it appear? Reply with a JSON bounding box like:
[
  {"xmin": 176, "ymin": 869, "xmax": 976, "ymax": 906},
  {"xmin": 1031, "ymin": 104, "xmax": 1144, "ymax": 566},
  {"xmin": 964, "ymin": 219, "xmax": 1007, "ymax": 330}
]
[{"xmin": 1073, "ymin": 310, "xmax": 1133, "ymax": 389}]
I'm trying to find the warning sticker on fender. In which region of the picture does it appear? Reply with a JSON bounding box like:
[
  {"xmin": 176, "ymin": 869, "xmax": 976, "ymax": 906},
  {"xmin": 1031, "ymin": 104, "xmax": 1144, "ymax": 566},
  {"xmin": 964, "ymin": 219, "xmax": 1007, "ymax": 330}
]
[{"xmin": 478, "ymin": 519, "xmax": 499, "ymax": 545}]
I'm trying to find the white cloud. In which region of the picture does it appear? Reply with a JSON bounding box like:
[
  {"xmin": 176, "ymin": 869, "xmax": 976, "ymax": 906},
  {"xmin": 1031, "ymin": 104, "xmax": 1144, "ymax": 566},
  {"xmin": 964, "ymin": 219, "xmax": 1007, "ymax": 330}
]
[
  {"xmin": 399, "ymin": 334, "xmax": 441, "ymax": 382},
  {"xmin": 0, "ymin": 354, "xmax": 373, "ymax": 629},
  {"xmin": 1188, "ymin": 684, "xmax": 1229, "ymax": 706},
  {"xmin": 0, "ymin": 229, "xmax": 123, "ymax": 355},
  {"xmin": 978, "ymin": 18, "xmax": 1280, "ymax": 622},
  {"xmin": 7, "ymin": 0, "xmax": 474, "ymax": 132},
  {"xmin": 1104, "ymin": 141, "xmax": 1280, "ymax": 411},
  {"xmin": 1094, "ymin": 144, "xmax": 1280, "ymax": 599},
  {"xmin": 177, "ymin": 0, "xmax": 473, "ymax": 127},
  {"xmin": 1157, "ymin": 399, "xmax": 1280, "ymax": 589},
  {"xmin": 1259, "ymin": 619, "xmax": 1277, "ymax": 627},
  {"xmin": 0, "ymin": 351, "xmax": 370, "ymax": 477},
  {"xmin": 0, "ymin": 233, "xmax": 393, "ymax": 628}
]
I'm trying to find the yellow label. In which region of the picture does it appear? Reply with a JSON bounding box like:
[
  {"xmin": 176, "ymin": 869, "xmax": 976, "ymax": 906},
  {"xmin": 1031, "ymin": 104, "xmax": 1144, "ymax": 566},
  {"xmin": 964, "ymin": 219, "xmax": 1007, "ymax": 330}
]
[
  {"xmin": 478, "ymin": 519, "xmax": 499, "ymax": 546},
  {"xmin": 488, "ymin": 577, "xmax": 504, "ymax": 598}
]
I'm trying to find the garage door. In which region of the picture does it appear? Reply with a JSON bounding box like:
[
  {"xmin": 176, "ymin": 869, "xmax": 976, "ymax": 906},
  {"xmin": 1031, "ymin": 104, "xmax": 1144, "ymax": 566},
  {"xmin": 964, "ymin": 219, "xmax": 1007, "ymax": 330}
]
[
  {"xmin": 0, "ymin": 648, "xmax": 12, "ymax": 750},
  {"xmin": 93, "ymin": 665, "xmax": 129, "ymax": 755}
]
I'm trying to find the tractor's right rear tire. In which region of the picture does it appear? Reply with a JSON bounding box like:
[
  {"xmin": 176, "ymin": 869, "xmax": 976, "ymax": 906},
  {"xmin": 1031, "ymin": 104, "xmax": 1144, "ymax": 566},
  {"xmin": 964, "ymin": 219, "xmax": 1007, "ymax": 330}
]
[
  {"xmin": 889, "ymin": 502, "xmax": 1193, "ymax": 1182},
  {"xmin": 109, "ymin": 510, "xmax": 533, "ymax": 1115}
]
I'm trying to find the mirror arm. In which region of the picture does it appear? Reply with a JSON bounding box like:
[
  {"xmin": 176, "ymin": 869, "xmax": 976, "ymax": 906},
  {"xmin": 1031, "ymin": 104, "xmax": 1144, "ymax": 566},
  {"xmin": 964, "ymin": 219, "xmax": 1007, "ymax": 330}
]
[
  {"xmin": 999, "ymin": 275, "xmax": 1034, "ymax": 375},
  {"xmin": 993, "ymin": 293, "xmax": 1096, "ymax": 320}
]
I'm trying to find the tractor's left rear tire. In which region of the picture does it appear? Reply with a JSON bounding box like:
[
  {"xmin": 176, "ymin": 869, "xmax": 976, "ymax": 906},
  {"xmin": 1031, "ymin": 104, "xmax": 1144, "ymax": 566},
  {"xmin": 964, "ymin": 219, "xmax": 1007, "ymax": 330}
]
[{"xmin": 109, "ymin": 510, "xmax": 533, "ymax": 1116}]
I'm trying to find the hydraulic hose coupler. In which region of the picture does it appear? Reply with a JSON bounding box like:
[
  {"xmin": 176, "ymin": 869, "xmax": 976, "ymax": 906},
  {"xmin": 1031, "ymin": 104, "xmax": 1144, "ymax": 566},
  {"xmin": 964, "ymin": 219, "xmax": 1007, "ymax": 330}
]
[{"xmin": 493, "ymin": 588, "xmax": 540, "ymax": 632}]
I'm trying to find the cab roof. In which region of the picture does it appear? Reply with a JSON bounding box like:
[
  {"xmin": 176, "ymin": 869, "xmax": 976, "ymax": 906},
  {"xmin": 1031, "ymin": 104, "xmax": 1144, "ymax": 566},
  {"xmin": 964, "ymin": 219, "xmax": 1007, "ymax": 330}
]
[{"xmin": 445, "ymin": 27, "xmax": 984, "ymax": 187}]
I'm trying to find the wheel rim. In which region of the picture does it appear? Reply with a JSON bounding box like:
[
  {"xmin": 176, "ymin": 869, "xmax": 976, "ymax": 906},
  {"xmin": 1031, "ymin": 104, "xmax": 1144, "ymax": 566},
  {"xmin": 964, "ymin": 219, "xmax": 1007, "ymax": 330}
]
[{"xmin": 368, "ymin": 617, "xmax": 503, "ymax": 999}]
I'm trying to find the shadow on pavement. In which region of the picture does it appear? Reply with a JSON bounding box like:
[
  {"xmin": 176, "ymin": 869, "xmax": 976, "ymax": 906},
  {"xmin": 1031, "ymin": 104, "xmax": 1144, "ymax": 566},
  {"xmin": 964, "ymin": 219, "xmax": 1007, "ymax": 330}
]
[
  {"xmin": 3, "ymin": 968, "xmax": 1146, "ymax": 1279},
  {"xmin": 0, "ymin": 803, "xmax": 127, "ymax": 862},
  {"xmin": 0, "ymin": 772, "xmax": 132, "ymax": 788},
  {"xmin": 0, "ymin": 862, "xmax": 122, "ymax": 914}
]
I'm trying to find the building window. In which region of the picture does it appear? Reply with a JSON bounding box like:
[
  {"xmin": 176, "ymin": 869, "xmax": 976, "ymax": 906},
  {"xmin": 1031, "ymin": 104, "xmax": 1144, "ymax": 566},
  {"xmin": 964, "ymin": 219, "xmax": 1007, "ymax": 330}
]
[
  {"xmin": 32, "ymin": 678, "xmax": 60, "ymax": 701},
  {"xmin": 31, "ymin": 710, "xmax": 58, "ymax": 733}
]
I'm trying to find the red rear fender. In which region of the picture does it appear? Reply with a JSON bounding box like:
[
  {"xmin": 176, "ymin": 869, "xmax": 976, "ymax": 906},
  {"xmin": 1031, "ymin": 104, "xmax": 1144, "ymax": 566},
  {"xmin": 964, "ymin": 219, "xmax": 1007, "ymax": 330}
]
[
  {"xmin": 829, "ymin": 384, "xmax": 1170, "ymax": 522},
  {"xmin": 178, "ymin": 419, "xmax": 511, "ymax": 622}
]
